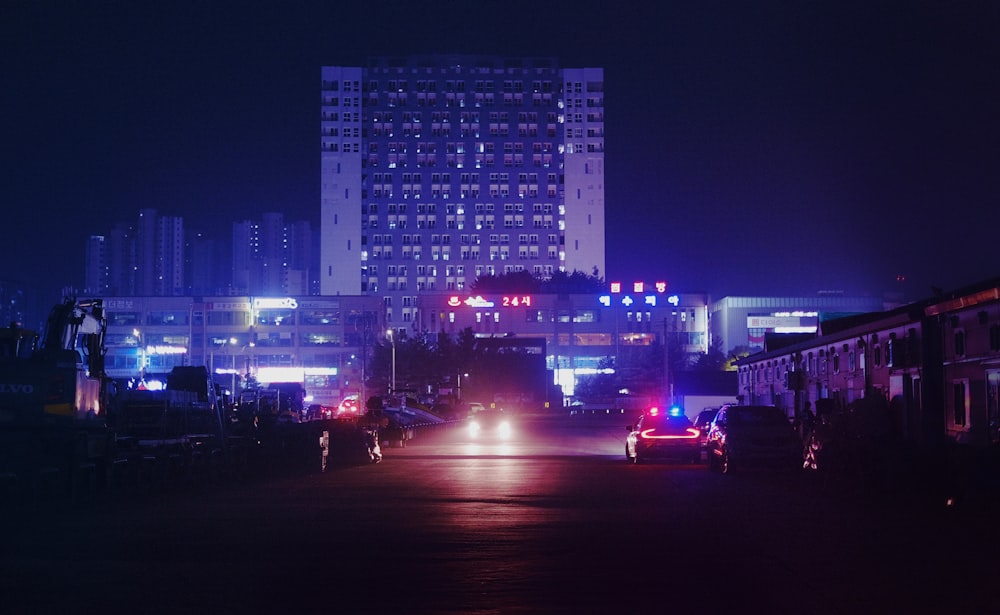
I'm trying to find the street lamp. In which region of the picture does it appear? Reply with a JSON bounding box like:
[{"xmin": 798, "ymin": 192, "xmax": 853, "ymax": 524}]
[
  {"xmin": 230, "ymin": 337, "xmax": 238, "ymax": 394},
  {"xmin": 387, "ymin": 328, "xmax": 396, "ymax": 395},
  {"xmin": 133, "ymin": 328, "xmax": 145, "ymax": 381}
]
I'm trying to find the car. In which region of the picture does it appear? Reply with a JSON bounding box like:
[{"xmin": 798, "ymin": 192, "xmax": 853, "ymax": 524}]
[
  {"xmin": 336, "ymin": 394, "xmax": 361, "ymax": 416},
  {"xmin": 625, "ymin": 406, "xmax": 702, "ymax": 464},
  {"xmin": 706, "ymin": 404, "xmax": 802, "ymax": 474},
  {"xmin": 465, "ymin": 401, "xmax": 488, "ymax": 416},
  {"xmin": 693, "ymin": 407, "xmax": 720, "ymax": 456},
  {"xmin": 466, "ymin": 408, "xmax": 513, "ymax": 440}
]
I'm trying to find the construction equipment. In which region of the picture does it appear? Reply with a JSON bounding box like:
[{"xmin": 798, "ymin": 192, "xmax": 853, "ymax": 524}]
[{"xmin": 0, "ymin": 298, "xmax": 112, "ymax": 502}]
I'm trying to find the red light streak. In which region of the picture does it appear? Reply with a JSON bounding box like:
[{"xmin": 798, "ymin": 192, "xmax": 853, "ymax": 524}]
[{"xmin": 640, "ymin": 428, "xmax": 700, "ymax": 440}]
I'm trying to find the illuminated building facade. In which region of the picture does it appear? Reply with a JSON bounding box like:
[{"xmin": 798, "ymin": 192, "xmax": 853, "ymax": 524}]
[
  {"xmin": 710, "ymin": 293, "xmax": 892, "ymax": 356},
  {"xmin": 417, "ymin": 282, "xmax": 708, "ymax": 397},
  {"xmin": 101, "ymin": 295, "xmax": 382, "ymax": 406},
  {"xmin": 320, "ymin": 56, "xmax": 606, "ymax": 328}
]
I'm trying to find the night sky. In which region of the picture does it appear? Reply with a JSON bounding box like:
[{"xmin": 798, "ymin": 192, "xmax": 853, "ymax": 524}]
[{"xmin": 4, "ymin": 1, "xmax": 998, "ymax": 310}]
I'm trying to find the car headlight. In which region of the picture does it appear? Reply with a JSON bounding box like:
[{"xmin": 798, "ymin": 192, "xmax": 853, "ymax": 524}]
[
  {"xmin": 497, "ymin": 421, "xmax": 512, "ymax": 438},
  {"xmin": 468, "ymin": 421, "xmax": 481, "ymax": 436}
]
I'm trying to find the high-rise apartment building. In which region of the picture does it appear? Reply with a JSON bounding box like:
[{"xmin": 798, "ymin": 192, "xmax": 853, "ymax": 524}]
[
  {"xmin": 85, "ymin": 210, "xmax": 185, "ymax": 297},
  {"xmin": 319, "ymin": 56, "xmax": 606, "ymax": 326},
  {"xmin": 84, "ymin": 235, "xmax": 109, "ymax": 296},
  {"xmin": 232, "ymin": 214, "xmax": 317, "ymax": 296},
  {"xmin": 86, "ymin": 210, "xmax": 316, "ymax": 299}
]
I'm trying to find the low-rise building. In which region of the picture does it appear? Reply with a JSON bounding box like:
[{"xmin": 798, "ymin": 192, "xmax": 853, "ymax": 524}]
[
  {"xmin": 102, "ymin": 295, "xmax": 382, "ymax": 407},
  {"xmin": 735, "ymin": 276, "xmax": 1000, "ymax": 449},
  {"xmin": 416, "ymin": 287, "xmax": 709, "ymax": 398}
]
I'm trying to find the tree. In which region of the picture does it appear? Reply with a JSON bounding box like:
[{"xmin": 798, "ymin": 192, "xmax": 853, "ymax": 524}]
[
  {"xmin": 692, "ymin": 337, "xmax": 729, "ymax": 372},
  {"xmin": 470, "ymin": 269, "xmax": 606, "ymax": 295},
  {"xmin": 725, "ymin": 345, "xmax": 754, "ymax": 371},
  {"xmin": 541, "ymin": 269, "xmax": 605, "ymax": 294},
  {"xmin": 470, "ymin": 271, "xmax": 540, "ymax": 293},
  {"xmin": 573, "ymin": 357, "xmax": 619, "ymax": 400}
]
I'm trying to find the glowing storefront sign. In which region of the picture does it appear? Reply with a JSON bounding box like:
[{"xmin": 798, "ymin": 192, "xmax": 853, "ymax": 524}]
[
  {"xmin": 655, "ymin": 282, "xmax": 667, "ymax": 293},
  {"xmin": 447, "ymin": 295, "xmax": 532, "ymax": 308},
  {"xmin": 747, "ymin": 315, "xmax": 818, "ymax": 329},
  {"xmin": 256, "ymin": 366, "xmax": 305, "ymax": 383},
  {"xmin": 304, "ymin": 367, "xmax": 338, "ymax": 376},
  {"xmin": 145, "ymin": 345, "xmax": 187, "ymax": 355},
  {"xmin": 253, "ymin": 297, "xmax": 299, "ymax": 310},
  {"xmin": 599, "ymin": 294, "xmax": 663, "ymax": 308},
  {"xmin": 465, "ymin": 296, "xmax": 495, "ymax": 308},
  {"xmin": 501, "ymin": 295, "xmax": 531, "ymax": 307}
]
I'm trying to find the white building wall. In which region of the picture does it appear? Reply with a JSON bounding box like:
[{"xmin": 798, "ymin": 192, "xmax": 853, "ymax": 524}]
[
  {"xmin": 320, "ymin": 66, "xmax": 364, "ymax": 296},
  {"xmin": 561, "ymin": 67, "xmax": 606, "ymax": 278}
]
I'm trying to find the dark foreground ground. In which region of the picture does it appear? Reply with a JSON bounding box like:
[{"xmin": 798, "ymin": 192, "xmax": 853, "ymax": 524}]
[{"xmin": 3, "ymin": 413, "xmax": 1000, "ymax": 614}]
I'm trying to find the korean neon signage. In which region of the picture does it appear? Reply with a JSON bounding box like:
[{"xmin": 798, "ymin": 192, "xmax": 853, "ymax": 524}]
[{"xmin": 446, "ymin": 295, "xmax": 532, "ymax": 308}]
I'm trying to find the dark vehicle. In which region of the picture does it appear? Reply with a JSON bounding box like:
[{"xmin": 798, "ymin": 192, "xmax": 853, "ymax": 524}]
[
  {"xmin": 693, "ymin": 407, "xmax": 719, "ymax": 457},
  {"xmin": 466, "ymin": 408, "xmax": 513, "ymax": 440},
  {"xmin": 706, "ymin": 404, "xmax": 802, "ymax": 474},
  {"xmin": 625, "ymin": 406, "xmax": 702, "ymax": 464}
]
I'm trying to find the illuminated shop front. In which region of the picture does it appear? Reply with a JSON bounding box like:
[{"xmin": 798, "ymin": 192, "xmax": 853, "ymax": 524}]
[
  {"xmin": 417, "ymin": 281, "xmax": 710, "ymax": 397},
  {"xmin": 102, "ymin": 295, "xmax": 382, "ymax": 403}
]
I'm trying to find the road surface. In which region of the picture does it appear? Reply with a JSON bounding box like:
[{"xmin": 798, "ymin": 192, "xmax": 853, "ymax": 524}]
[{"xmin": 2, "ymin": 412, "xmax": 997, "ymax": 614}]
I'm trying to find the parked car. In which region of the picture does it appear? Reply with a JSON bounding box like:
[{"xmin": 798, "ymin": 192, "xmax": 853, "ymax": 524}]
[
  {"xmin": 693, "ymin": 407, "xmax": 720, "ymax": 456},
  {"xmin": 706, "ymin": 404, "xmax": 802, "ymax": 474},
  {"xmin": 625, "ymin": 406, "xmax": 702, "ymax": 464}
]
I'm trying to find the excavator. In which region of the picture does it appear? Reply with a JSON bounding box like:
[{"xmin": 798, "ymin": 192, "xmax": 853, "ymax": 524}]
[{"xmin": 0, "ymin": 297, "xmax": 112, "ymax": 502}]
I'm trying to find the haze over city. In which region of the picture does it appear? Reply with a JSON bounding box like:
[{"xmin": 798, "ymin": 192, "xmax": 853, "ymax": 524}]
[{"xmin": 4, "ymin": 1, "xmax": 998, "ymax": 309}]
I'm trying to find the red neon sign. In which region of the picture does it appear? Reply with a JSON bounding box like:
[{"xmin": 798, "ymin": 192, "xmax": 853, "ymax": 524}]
[{"xmin": 501, "ymin": 295, "xmax": 532, "ymax": 307}]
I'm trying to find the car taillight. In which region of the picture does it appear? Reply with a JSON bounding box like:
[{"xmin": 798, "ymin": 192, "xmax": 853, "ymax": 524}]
[{"xmin": 640, "ymin": 427, "xmax": 700, "ymax": 440}]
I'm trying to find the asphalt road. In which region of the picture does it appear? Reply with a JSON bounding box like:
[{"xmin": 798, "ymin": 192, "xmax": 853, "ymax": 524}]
[{"xmin": 3, "ymin": 412, "xmax": 998, "ymax": 614}]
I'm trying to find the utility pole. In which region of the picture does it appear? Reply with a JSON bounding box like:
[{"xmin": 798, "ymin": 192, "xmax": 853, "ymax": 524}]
[{"xmin": 663, "ymin": 317, "xmax": 672, "ymax": 405}]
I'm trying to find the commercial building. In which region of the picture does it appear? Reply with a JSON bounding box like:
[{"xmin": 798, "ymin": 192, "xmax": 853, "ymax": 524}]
[
  {"xmin": 416, "ymin": 283, "xmax": 708, "ymax": 398},
  {"xmin": 101, "ymin": 294, "xmax": 381, "ymax": 407},
  {"xmin": 710, "ymin": 293, "xmax": 894, "ymax": 357},
  {"xmin": 99, "ymin": 282, "xmax": 710, "ymax": 406},
  {"xmin": 319, "ymin": 56, "xmax": 606, "ymax": 328}
]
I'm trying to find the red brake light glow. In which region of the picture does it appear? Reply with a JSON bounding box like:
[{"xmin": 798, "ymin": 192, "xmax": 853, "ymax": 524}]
[{"xmin": 640, "ymin": 427, "xmax": 700, "ymax": 440}]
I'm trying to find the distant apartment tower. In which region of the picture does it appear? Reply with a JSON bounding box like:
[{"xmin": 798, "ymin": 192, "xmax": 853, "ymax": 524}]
[
  {"xmin": 134, "ymin": 209, "xmax": 185, "ymax": 296},
  {"xmin": 232, "ymin": 214, "xmax": 316, "ymax": 296},
  {"xmin": 84, "ymin": 235, "xmax": 110, "ymax": 296},
  {"xmin": 85, "ymin": 210, "xmax": 185, "ymax": 297},
  {"xmin": 106, "ymin": 221, "xmax": 136, "ymax": 295},
  {"xmin": 89, "ymin": 210, "xmax": 315, "ymax": 298},
  {"xmin": 185, "ymin": 230, "xmax": 226, "ymax": 296},
  {"xmin": 319, "ymin": 56, "xmax": 606, "ymax": 326}
]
